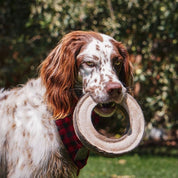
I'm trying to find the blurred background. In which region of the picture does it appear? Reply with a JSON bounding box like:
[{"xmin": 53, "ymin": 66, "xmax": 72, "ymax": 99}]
[{"xmin": 0, "ymin": 0, "xmax": 177, "ymax": 177}]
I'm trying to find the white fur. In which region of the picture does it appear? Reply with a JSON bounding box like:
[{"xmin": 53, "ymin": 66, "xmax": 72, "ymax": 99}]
[{"xmin": 0, "ymin": 79, "xmax": 76, "ymax": 177}]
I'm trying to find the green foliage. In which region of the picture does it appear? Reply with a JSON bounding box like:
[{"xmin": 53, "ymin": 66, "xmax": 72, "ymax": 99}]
[{"xmin": 0, "ymin": 0, "xmax": 177, "ymax": 132}]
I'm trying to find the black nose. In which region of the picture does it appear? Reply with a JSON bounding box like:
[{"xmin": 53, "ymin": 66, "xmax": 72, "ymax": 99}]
[{"xmin": 105, "ymin": 82, "xmax": 122, "ymax": 96}]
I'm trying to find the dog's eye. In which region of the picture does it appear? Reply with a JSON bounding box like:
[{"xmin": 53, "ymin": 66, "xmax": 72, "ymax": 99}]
[
  {"xmin": 85, "ymin": 61, "xmax": 95, "ymax": 67},
  {"xmin": 113, "ymin": 57, "xmax": 122, "ymax": 74},
  {"xmin": 113, "ymin": 57, "xmax": 121, "ymax": 66}
]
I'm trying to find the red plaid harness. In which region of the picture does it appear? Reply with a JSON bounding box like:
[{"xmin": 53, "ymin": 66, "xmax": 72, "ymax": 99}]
[
  {"xmin": 55, "ymin": 114, "xmax": 89, "ymax": 174},
  {"xmin": 55, "ymin": 112, "xmax": 100, "ymax": 175}
]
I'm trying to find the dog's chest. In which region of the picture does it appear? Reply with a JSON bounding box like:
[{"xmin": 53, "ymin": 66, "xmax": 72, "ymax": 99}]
[{"xmin": 0, "ymin": 79, "xmax": 77, "ymax": 177}]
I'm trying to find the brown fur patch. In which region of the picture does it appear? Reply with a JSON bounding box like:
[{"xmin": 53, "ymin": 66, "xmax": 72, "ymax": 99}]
[
  {"xmin": 92, "ymin": 55, "xmax": 99, "ymax": 61},
  {"xmin": 96, "ymin": 44, "xmax": 100, "ymax": 51},
  {"xmin": 0, "ymin": 95, "xmax": 8, "ymax": 101}
]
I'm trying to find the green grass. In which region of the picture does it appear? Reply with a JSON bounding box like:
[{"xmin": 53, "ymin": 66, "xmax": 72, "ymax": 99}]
[{"xmin": 79, "ymin": 154, "xmax": 178, "ymax": 178}]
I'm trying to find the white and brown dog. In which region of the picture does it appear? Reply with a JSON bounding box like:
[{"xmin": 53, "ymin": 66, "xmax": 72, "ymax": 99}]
[{"xmin": 0, "ymin": 31, "xmax": 132, "ymax": 177}]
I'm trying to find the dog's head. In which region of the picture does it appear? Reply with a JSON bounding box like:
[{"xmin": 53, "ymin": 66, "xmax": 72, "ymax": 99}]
[{"xmin": 40, "ymin": 31, "xmax": 133, "ymax": 119}]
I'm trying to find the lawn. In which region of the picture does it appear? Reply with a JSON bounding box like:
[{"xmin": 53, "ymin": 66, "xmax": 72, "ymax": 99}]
[{"xmin": 79, "ymin": 153, "xmax": 178, "ymax": 178}]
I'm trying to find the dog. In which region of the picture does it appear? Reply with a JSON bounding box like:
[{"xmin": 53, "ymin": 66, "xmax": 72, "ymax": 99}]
[{"xmin": 0, "ymin": 31, "xmax": 132, "ymax": 177}]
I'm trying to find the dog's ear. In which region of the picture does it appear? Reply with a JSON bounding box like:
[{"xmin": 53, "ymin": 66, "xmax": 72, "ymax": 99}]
[
  {"xmin": 40, "ymin": 32, "xmax": 87, "ymax": 119},
  {"xmin": 112, "ymin": 41, "xmax": 133, "ymax": 92}
]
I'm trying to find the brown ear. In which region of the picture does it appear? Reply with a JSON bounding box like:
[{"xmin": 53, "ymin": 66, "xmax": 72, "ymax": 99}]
[
  {"xmin": 40, "ymin": 32, "xmax": 87, "ymax": 119},
  {"xmin": 112, "ymin": 41, "xmax": 133, "ymax": 92}
]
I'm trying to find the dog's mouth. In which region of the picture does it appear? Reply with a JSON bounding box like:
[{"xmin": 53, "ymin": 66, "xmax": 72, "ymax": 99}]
[
  {"xmin": 94, "ymin": 102, "xmax": 117, "ymax": 117},
  {"xmin": 92, "ymin": 101, "xmax": 129, "ymax": 139}
]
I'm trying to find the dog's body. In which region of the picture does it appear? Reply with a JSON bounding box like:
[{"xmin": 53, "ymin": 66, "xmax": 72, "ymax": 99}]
[
  {"xmin": 0, "ymin": 78, "xmax": 77, "ymax": 177},
  {"xmin": 0, "ymin": 31, "xmax": 132, "ymax": 177}
]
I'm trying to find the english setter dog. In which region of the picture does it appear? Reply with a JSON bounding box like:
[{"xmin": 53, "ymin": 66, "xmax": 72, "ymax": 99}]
[{"xmin": 0, "ymin": 31, "xmax": 132, "ymax": 177}]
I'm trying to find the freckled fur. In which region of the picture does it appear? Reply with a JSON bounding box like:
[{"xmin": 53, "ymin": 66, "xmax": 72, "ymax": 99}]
[
  {"xmin": 0, "ymin": 79, "xmax": 77, "ymax": 177},
  {"xmin": 78, "ymin": 33, "xmax": 132, "ymax": 103}
]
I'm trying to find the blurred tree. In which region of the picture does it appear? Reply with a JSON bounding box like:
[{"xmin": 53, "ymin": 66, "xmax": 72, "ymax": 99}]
[{"xmin": 0, "ymin": 0, "xmax": 177, "ymax": 137}]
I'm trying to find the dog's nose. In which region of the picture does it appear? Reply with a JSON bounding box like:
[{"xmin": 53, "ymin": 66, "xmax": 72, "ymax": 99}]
[{"xmin": 106, "ymin": 82, "xmax": 122, "ymax": 96}]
